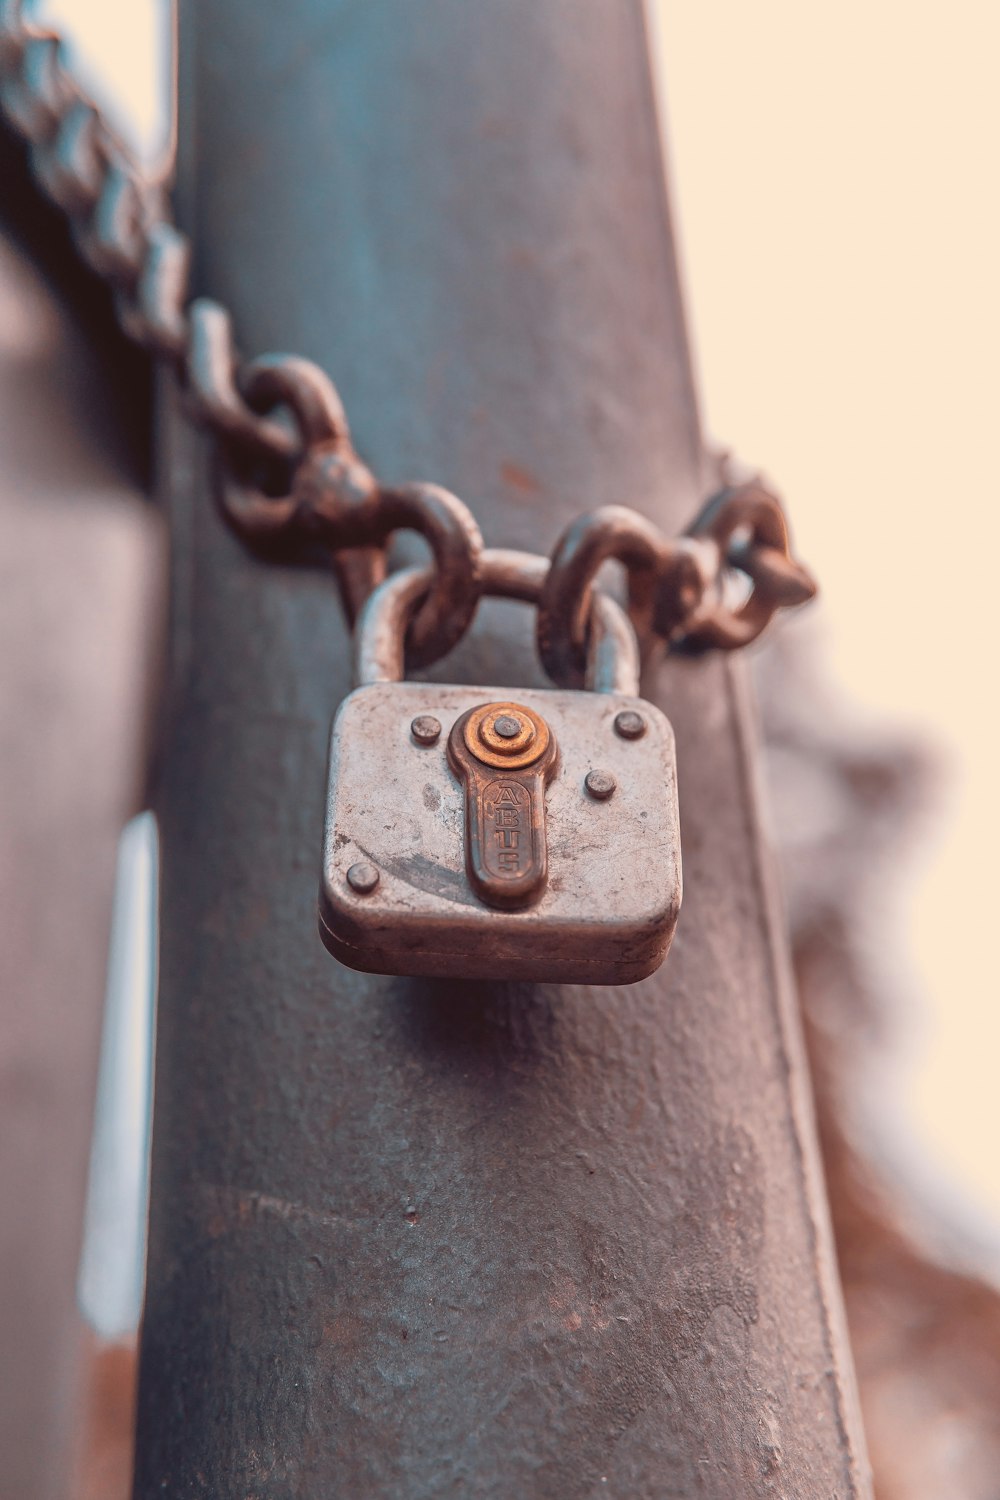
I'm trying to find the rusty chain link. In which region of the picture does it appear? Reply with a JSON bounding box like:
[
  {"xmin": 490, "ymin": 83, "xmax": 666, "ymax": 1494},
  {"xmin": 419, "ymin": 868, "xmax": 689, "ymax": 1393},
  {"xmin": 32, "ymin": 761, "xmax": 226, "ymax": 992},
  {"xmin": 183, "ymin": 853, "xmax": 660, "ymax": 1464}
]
[
  {"xmin": 537, "ymin": 483, "xmax": 817, "ymax": 685},
  {"xmin": 0, "ymin": 0, "xmax": 816, "ymax": 680}
]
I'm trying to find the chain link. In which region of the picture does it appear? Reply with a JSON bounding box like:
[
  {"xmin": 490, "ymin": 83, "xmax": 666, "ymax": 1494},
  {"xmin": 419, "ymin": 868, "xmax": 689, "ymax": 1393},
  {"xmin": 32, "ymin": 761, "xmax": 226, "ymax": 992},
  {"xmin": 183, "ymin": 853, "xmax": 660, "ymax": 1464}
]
[
  {"xmin": 0, "ymin": 1, "xmax": 817, "ymax": 680},
  {"xmin": 537, "ymin": 483, "xmax": 817, "ymax": 684}
]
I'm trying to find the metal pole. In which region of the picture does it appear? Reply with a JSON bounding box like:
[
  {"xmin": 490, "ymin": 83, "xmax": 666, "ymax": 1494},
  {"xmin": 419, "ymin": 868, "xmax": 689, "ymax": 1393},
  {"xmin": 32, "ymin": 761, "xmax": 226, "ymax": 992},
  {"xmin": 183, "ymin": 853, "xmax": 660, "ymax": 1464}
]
[{"xmin": 134, "ymin": 2, "xmax": 870, "ymax": 1493}]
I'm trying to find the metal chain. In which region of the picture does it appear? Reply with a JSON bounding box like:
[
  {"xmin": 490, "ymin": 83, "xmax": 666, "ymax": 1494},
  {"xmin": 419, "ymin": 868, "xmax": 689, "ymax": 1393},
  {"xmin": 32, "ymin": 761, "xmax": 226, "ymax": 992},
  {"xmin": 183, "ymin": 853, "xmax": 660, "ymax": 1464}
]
[
  {"xmin": 0, "ymin": 0, "xmax": 816, "ymax": 681},
  {"xmin": 537, "ymin": 482, "xmax": 817, "ymax": 685}
]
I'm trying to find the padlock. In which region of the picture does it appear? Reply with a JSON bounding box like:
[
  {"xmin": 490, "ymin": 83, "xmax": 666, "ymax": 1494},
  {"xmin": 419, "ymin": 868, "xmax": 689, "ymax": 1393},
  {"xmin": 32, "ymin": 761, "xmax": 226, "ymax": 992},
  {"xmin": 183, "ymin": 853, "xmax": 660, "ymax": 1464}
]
[{"xmin": 318, "ymin": 549, "xmax": 681, "ymax": 984}]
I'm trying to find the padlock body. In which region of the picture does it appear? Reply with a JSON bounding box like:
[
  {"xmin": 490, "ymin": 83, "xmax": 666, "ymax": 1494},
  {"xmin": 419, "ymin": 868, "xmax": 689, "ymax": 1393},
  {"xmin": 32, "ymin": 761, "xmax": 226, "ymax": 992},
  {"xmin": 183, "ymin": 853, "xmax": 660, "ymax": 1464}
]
[{"xmin": 319, "ymin": 683, "xmax": 681, "ymax": 985}]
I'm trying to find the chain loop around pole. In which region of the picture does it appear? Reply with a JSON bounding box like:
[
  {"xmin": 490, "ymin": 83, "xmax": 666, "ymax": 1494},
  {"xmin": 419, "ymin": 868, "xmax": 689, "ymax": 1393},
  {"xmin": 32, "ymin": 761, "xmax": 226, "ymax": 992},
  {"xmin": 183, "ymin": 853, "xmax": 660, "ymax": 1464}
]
[
  {"xmin": 536, "ymin": 505, "xmax": 665, "ymax": 687},
  {"xmin": 538, "ymin": 484, "xmax": 816, "ymax": 681},
  {"xmin": 368, "ymin": 483, "xmax": 484, "ymax": 668},
  {"xmin": 219, "ymin": 407, "xmax": 484, "ymax": 666},
  {"xmin": 677, "ymin": 483, "xmax": 818, "ymax": 651},
  {"xmin": 0, "ymin": 13, "xmax": 818, "ymax": 668}
]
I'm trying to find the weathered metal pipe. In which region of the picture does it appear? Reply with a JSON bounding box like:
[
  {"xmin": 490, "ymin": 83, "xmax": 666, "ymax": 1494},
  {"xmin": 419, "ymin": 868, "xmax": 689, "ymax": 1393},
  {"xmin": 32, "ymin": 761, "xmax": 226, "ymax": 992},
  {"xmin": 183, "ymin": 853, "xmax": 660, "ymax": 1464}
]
[{"xmin": 134, "ymin": 2, "xmax": 870, "ymax": 1493}]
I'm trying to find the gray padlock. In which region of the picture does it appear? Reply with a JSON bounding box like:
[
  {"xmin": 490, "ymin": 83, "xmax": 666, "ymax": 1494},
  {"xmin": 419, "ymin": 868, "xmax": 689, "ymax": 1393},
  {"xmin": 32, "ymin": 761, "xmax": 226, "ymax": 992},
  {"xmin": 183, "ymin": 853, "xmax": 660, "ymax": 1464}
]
[{"xmin": 319, "ymin": 549, "xmax": 681, "ymax": 984}]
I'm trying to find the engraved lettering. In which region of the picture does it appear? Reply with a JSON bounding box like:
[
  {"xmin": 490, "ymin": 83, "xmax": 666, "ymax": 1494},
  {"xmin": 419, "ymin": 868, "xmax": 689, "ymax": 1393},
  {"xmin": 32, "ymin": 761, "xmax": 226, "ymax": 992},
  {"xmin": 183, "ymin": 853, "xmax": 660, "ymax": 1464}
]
[
  {"xmin": 447, "ymin": 710, "xmax": 557, "ymax": 908},
  {"xmin": 481, "ymin": 780, "xmax": 529, "ymax": 880}
]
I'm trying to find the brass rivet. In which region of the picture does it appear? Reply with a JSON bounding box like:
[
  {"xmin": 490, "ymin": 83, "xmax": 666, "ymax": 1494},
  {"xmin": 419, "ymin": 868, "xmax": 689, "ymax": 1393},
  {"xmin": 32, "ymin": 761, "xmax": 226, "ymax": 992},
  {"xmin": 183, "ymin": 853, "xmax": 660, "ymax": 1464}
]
[
  {"xmin": 347, "ymin": 861, "xmax": 380, "ymax": 894},
  {"xmin": 585, "ymin": 769, "xmax": 617, "ymax": 801},
  {"xmin": 411, "ymin": 714, "xmax": 442, "ymax": 746},
  {"xmin": 466, "ymin": 701, "xmax": 548, "ymax": 767},
  {"xmin": 614, "ymin": 709, "xmax": 646, "ymax": 741}
]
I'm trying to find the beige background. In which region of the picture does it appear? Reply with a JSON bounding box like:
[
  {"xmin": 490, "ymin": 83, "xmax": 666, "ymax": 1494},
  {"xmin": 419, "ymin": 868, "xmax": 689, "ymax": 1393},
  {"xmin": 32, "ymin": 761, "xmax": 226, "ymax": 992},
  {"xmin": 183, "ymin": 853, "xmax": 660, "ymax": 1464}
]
[
  {"xmin": 652, "ymin": 0, "xmax": 1000, "ymax": 1240},
  {"xmin": 41, "ymin": 0, "xmax": 1000, "ymax": 1243}
]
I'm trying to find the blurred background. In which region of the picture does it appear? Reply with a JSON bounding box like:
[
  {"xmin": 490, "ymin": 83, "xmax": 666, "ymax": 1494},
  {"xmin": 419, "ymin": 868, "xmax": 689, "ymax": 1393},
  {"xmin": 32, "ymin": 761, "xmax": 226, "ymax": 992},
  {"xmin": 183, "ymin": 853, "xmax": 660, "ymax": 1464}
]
[
  {"xmin": 655, "ymin": 0, "xmax": 1000, "ymax": 1246},
  {"xmin": 1, "ymin": 0, "xmax": 997, "ymax": 1494}
]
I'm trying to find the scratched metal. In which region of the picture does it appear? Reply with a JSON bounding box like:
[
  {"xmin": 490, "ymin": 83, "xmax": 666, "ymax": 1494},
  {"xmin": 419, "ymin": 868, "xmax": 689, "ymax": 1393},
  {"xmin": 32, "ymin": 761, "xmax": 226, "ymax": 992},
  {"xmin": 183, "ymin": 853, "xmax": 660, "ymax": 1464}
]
[
  {"xmin": 133, "ymin": 0, "xmax": 871, "ymax": 1494},
  {"xmin": 321, "ymin": 683, "xmax": 680, "ymax": 983}
]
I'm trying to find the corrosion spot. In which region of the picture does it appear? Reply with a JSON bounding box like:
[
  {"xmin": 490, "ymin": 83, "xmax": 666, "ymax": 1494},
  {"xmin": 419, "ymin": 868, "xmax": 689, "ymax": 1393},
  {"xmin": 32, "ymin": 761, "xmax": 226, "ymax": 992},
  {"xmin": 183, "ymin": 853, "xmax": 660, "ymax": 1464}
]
[{"xmin": 501, "ymin": 461, "xmax": 541, "ymax": 494}]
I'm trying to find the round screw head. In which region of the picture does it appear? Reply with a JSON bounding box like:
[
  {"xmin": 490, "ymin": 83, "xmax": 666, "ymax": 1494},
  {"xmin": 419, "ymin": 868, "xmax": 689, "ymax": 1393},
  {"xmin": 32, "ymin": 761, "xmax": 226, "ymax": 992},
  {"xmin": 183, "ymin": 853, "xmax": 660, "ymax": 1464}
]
[
  {"xmin": 614, "ymin": 709, "xmax": 647, "ymax": 741},
  {"xmin": 493, "ymin": 714, "xmax": 523, "ymax": 740},
  {"xmin": 346, "ymin": 861, "xmax": 380, "ymax": 895},
  {"xmin": 584, "ymin": 769, "xmax": 617, "ymax": 801},
  {"xmin": 468, "ymin": 701, "xmax": 547, "ymax": 767},
  {"xmin": 410, "ymin": 714, "xmax": 442, "ymax": 746}
]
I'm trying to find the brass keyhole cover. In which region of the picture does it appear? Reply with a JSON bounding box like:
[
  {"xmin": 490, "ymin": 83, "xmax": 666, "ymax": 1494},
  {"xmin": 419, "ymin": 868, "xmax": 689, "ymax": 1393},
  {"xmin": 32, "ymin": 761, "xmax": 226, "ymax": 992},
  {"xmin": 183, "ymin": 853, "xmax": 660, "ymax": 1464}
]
[
  {"xmin": 463, "ymin": 700, "xmax": 551, "ymax": 769},
  {"xmin": 448, "ymin": 701, "xmax": 559, "ymax": 909}
]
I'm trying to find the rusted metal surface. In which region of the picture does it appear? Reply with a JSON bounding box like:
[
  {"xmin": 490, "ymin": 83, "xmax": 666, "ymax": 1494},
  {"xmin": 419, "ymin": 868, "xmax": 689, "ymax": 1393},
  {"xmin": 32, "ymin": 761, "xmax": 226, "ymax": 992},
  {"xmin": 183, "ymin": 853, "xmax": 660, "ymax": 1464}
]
[
  {"xmin": 538, "ymin": 482, "xmax": 816, "ymax": 685},
  {"xmin": 134, "ymin": 1, "xmax": 869, "ymax": 1493}
]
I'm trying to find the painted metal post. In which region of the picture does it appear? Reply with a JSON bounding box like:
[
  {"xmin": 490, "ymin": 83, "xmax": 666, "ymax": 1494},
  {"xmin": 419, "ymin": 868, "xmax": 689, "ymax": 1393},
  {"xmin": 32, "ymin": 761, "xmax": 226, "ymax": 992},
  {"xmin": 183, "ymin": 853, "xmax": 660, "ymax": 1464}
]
[{"xmin": 134, "ymin": 2, "xmax": 870, "ymax": 1493}]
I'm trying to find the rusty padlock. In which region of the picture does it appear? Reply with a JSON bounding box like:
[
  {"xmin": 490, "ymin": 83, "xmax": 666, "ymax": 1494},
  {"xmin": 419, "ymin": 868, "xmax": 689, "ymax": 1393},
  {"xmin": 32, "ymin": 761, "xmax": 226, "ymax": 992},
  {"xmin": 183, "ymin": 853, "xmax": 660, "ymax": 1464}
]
[{"xmin": 319, "ymin": 550, "xmax": 681, "ymax": 984}]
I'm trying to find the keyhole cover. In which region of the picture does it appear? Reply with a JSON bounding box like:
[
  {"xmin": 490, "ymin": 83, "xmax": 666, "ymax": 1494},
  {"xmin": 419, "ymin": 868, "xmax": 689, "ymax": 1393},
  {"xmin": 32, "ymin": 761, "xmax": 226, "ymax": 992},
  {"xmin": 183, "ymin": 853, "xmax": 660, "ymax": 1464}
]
[{"xmin": 447, "ymin": 701, "xmax": 558, "ymax": 908}]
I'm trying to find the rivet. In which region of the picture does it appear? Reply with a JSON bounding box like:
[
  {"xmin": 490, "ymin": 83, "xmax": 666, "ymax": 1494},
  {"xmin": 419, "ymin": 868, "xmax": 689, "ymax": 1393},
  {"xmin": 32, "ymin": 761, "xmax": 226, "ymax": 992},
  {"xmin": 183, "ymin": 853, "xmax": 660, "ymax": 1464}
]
[
  {"xmin": 410, "ymin": 714, "xmax": 442, "ymax": 746},
  {"xmin": 466, "ymin": 700, "xmax": 547, "ymax": 768},
  {"xmin": 585, "ymin": 769, "xmax": 617, "ymax": 801},
  {"xmin": 347, "ymin": 861, "xmax": 380, "ymax": 895},
  {"xmin": 614, "ymin": 709, "xmax": 646, "ymax": 741}
]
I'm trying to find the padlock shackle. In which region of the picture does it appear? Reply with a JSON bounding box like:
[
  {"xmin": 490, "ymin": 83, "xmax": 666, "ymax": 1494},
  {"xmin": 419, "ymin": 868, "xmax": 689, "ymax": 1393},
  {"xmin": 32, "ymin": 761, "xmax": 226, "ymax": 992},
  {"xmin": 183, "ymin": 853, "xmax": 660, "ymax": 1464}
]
[{"xmin": 354, "ymin": 548, "xmax": 640, "ymax": 694}]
